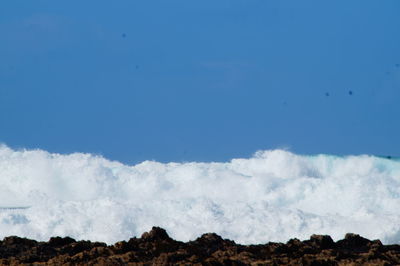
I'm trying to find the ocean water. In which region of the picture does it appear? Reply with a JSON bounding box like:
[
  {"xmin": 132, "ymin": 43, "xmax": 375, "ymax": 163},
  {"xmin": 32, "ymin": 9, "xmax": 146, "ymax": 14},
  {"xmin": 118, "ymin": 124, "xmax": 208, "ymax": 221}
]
[{"xmin": 0, "ymin": 144, "xmax": 399, "ymax": 244}]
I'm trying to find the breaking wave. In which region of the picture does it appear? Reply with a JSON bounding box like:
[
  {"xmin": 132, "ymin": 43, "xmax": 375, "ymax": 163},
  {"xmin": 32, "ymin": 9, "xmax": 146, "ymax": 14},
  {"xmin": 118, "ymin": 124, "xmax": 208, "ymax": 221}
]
[{"xmin": 0, "ymin": 144, "xmax": 399, "ymax": 244}]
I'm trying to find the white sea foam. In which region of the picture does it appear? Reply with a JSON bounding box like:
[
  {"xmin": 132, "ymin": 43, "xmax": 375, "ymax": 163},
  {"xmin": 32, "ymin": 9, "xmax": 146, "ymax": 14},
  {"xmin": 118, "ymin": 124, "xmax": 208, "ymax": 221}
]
[{"xmin": 0, "ymin": 144, "xmax": 399, "ymax": 244}]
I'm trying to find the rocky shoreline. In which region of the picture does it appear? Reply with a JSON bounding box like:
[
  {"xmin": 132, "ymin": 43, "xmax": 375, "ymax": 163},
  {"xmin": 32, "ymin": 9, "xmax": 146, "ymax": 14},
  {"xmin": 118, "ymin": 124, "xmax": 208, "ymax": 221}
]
[{"xmin": 1, "ymin": 227, "xmax": 399, "ymax": 265}]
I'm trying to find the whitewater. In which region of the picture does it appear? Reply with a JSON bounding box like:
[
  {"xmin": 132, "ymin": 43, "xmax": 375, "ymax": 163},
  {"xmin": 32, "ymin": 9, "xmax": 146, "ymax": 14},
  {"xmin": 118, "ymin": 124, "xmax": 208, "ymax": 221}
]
[{"xmin": 0, "ymin": 145, "xmax": 399, "ymax": 245}]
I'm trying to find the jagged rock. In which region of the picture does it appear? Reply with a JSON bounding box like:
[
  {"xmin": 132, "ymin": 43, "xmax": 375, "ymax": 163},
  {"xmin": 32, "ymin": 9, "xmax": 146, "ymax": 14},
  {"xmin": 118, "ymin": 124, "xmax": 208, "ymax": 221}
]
[
  {"xmin": 1, "ymin": 229, "xmax": 400, "ymax": 265},
  {"xmin": 309, "ymin": 234, "xmax": 335, "ymax": 250},
  {"xmin": 336, "ymin": 233, "xmax": 371, "ymax": 253},
  {"xmin": 141, "ymin": 226, "xmax": 171, "ymax": 241},
  {"xmin": 48, "ymin": 236, "xmax": 76, "ymax": 247}
]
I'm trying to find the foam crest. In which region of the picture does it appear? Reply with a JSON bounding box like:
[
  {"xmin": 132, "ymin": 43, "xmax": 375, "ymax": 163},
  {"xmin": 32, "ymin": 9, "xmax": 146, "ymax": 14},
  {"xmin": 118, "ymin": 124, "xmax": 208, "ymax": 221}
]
[{"xmin": 0, "ymin": 145, "xmax": 399, "ymax": 244}]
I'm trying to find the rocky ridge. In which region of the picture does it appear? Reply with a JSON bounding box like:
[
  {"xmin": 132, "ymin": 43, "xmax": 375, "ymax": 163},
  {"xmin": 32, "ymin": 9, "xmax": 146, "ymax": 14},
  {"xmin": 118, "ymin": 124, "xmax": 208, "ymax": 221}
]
[{"xmin": 0, "ymin": 227, "xmax": 399, "ymax": 265}]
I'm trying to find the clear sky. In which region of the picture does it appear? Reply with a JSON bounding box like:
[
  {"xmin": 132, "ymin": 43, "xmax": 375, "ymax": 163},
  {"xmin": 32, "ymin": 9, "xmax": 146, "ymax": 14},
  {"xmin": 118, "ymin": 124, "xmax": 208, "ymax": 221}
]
[{"xmin": 1, "ymin": 0, "xmax": 399, "ymax": 163}]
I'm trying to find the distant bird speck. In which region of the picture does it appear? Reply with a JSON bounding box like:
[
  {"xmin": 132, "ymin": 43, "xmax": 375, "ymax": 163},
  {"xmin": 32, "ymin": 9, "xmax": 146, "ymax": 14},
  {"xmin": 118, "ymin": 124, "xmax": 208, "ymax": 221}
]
[
  {"xmin": 325, "ymin": 92, "xmax": 330, "ymax": 97},
  {"xmin": 122, "ymin": 33, "xmax": 126, "ymax": 38},
  {"xmin": 348, "ymin": 90, "xmax": 353, "ymax": 96},
  {"xmin": 395, "ymin": 63, "xmax": 400, "ymax": 68}
]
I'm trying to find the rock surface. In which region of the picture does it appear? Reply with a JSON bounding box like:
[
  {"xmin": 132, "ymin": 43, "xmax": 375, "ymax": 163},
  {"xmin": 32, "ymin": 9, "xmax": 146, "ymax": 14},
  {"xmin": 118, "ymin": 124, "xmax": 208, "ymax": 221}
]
[{"xmin": 0, "ymin": 228, "xmax": 399, "ymax": 265}]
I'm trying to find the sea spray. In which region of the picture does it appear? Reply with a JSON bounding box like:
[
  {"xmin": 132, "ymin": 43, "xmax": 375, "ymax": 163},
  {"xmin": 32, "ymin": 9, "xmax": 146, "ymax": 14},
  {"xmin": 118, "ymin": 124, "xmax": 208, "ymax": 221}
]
[{"xmin": 0, "ymin": 145, "xmax": 399, "ymax": 244}]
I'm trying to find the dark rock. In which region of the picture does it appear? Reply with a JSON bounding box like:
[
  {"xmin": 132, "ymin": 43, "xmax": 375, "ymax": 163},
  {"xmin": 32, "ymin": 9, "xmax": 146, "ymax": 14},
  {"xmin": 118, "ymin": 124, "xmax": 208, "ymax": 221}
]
[
  {"xmin": 0, "ymin": 230, "xmax": 400, "ymax": 265},
  {"xmin": 2, "ymin": 236, "xmax": 37, "ymax": 247},
  {"xmin": 48, "ymin": 236, "xmax": 76, "ymax": 247},
  {"xmin": 141, "ymin": 226, "xmax": 171, "ymax": 241},
  {"xmin": 309, "ymin": 234, "xmax": 336, "ymax": 250},
  {"xmin": 336, "ymin": 233, "xmax": 371, "ymax": 251}
]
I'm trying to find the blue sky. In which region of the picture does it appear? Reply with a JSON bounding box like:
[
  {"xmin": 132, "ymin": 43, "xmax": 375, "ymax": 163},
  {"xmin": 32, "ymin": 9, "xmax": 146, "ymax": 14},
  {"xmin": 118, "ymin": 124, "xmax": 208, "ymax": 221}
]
[{"xmin": 1, "ymin": 0, "xmax": 399, "ymax": 163}]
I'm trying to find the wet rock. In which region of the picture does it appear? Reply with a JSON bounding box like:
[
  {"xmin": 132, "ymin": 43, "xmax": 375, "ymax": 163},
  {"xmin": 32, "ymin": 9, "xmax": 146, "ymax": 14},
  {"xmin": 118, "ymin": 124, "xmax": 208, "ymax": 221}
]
[
  {"xmin": 1, "ymin": 230, "xmax": 400, "ymax": 265},
  {"xmin": 336, "ymin": 233, "xmax": 371, "ymax": 252},
  {"xmin": 141, "ymin": 226, "xmax": 171, "ymax": 241},
  {"xmin": 308, "ymin": 234, "xmax": 336, "ymax": 250},
  {"xmin": 48, "ymin": 236, "xmax": 76, "ymax": 247}
]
